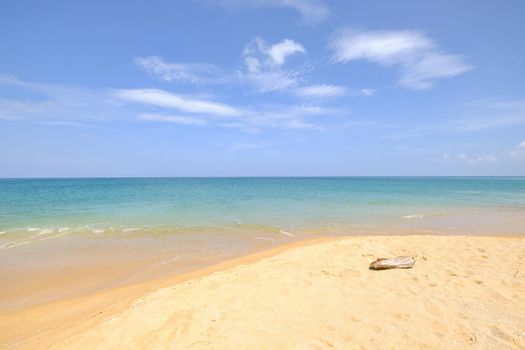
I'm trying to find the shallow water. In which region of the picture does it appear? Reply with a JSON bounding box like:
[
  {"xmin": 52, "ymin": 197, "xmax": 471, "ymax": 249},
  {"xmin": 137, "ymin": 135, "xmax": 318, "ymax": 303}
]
[
  {"xmin": 2, "ymin": 177, "xmax": 524, "ymax": 235},
  {"xmin": 1, "ymin": 177, "xmax": 524, "ymax": 310}
]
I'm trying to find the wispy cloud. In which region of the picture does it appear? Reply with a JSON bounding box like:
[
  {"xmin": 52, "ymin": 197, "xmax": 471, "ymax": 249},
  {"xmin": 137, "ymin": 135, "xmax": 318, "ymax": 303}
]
[
  {"xmin": 240, "ymin": 37, "xmax": 307, "ymax": 92},
  {"xmin": 0, "ymin": 99, "xmax": 60, "ymax": 121},
  {"xmin": 338, "ymin": 99, "xmax": 525, "ymax": 140},
  {"xmin": 508, "ymin": 141, "xmax": 525, "ymax": 159},
  {"xmin": 442, "ymin": 152, "xmax": 499, "ymax": 164},
  {"xmin": 342, "ymin": 120, "xmax": 395, "ymax": 129},
  {"xmin": 230, "ymin": 141, "xmax": 267, "ymax": 151},
  {"xmin": 226, "ymin": 103, "xmax": 329, "ymax": 131},
  {"xmin": 135, "ymin": 56, "xmax": 226, "ymax": 84},
  {"xmin": 450, "ymin": 100, "xmax": 525, "ymax": 132},
  {"xmin": 267, "ymin": 39, "xmax": 306, "ymax": 65},
  {"xmin": 114, "ymin": 88, "xmax": 242, "ymax": 117},
  {"xmin": 133, "ymin": 100, "xmax": 331, "ymax": 131},
  {"xmin": 0, "ymin": 74, "xmax": 127, "ymax": 122},
  {"xmin": 1, "ymin": 74, "xmax": 335, "ymax": 132},
  {"xmin": 135, "ymin": 37, "xmax": 308, "ymax": 93},
  {"xmin": 35, "ymin": 120, "xmax": 99, "ymax": 128},
  {"xmin": 138, "ymin": 113, "xmax": 208, "ymax": 126},
  {"xmin": 330, "ymin": 28, "xmax": 472, "ymax": 89},
  {"xmin": 294, "ymin": 84, "xmax": 347, "ymax": 98},
  {"xmin": 242, "ymin": 37, "xmax": 306, "ymax": 70},
  {"xmin": 359, "ymin": 88, "xmax": 374, "ymax": 96},
  {"xmin": 210, "ymin": 0, "xmax": 330, "ymax": 24},
  {"xmin": 134, "ymin": 38, "xmax": 363, "ymax": 101}
]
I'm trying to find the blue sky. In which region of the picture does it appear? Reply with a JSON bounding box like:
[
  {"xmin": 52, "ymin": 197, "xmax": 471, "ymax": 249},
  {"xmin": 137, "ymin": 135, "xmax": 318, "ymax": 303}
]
[{"xmin": 1, "ymin": 0, "xmax": 524, "ymax": 177}]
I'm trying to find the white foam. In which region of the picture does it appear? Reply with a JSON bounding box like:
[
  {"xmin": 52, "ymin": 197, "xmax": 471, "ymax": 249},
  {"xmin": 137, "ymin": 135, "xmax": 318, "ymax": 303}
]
[
  {"xmin": 93, "ymin": 229, "xmax": 105, "ymax": 234},
  {"xmin": 122, "ymin": 228, "xmax": 139, "ymax": 233},
  {"xmin": 30, "ymin": 228, "xmax": 54, "ymax": 238},
  {"xmin": 402, "ymin": 214, "xmax": 423, "ymax": 220},
  {"xmin": 0, "ymin": 231, "xmax": 69, "ymax": 251},
  {"xmin": 280, "ymin": 229, "xmax": 296, "ymax": 237},
  {"xmin": 255, "ymin": 236, "xmax": 275, "ymax": 242},
  {"xmin": 58, "ymin": 227, "xmax": 69, "ymax": 233},
  {"xmin": 26, "ymin": 227, "xmax": 40, "ymax": 232},
  {"xmin": 0, "ymin": 231, "xmax": 6, "ymax": 235},
  {"xmin": 149, "ymin": 254, "xmax": 189, "ymax": 268},
  {"xmin": 219, "ymin": 250, "xmax": 233, "ymax": 257},
  {"xmin": 1, "ymin": 241, "xmax": 19, "ymax": 250},
  {"xmin": 231, "ymin": 218, "xmax": 242, "ymax": 225}
]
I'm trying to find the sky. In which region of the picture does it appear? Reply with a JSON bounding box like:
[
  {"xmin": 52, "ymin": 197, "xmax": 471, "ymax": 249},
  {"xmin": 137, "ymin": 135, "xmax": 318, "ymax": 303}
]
[{"xmin": 0, "ymin": 0, "xmax": 524, "ymax": 177}]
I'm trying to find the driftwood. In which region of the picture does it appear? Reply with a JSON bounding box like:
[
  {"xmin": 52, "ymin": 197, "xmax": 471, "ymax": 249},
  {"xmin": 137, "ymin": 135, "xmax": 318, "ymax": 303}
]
[{"xmin": 369, "ymin": 256, "xmax": 415, "ymax": 270}]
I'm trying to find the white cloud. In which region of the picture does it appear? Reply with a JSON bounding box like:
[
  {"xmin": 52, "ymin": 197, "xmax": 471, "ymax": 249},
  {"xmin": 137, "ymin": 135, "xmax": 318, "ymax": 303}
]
[
  {"xmin": 211, "ymin": 0, "xmax": 330, "ymax": 24},
  {"xmin": 36, "ymin": 120, "xmax": 99, "ymax": 128},
  {"xmin": 0, "ymin": 99, "xmax": 60, "ymax": 121},
  {"xmin": 135, "ymin": 38, "xmax": 306, "ymax": 94},
  {"xmin": 135, "ymin": 56, "xmax": 225, "ymax": 84},
  {"xmin": 1, "ymin": 74, "xmax": 334, "ymax": 132},
  {"xmin": 115, "ymin": 88, "xmax": 331, "ymax": 131},
  {"xmin": 281, "ymin": 118, "xmax": 319, "ymax": 130},
  {"xmin": 244, "ymin": 37, "xmax": 305, "ymax": 69},
  {"xmin": 290, "ymin": 104, "xmax": 334, "ymax": 115},
  {"xmin": 330, "ymin": 28, "xmax": 472, "ymax": 89},
  {"xmin": 243, "ymin": 104, "xmax": 327, "ymax": 130},
  {"xmin": 442, "ymin": 152, "xmax": 498, "ymax": 164},
  {"xmin": 451, "ymin": 100, "xmax": 525, "ymax": 132},
  {"xmin": 294, "ymin": 84, "xmax": 347, "ymax": 98},
  {"xmin": 342, "ymin": 120, "xmax": 394, "ymax": 129},
  {"xmin": 331, "ymin": 30, "xmax": 432, "ymax": 64},
  {"xmin": 400, "ymin": 53, "xmax": 472, "ymax": 89},
  {"xmin": 508, "ymin": 141, "xmax": 525, "ymax": 159},
  {"xmin": 240, "ymin": 69, "xmax": 302, "ymax": 92},
  {"xmin": 267, "ymin": 39, "xmax": 306, "ymax": 65},
  {"xmin": 134, "ymin": 101, "xmax": 331, "ymax": 131},
  {"xmin": 340, "ymin": 99, "xmax": 525, "ymax": 137},
  {"xmin": 241, "ymin": 37, "xmax": 307, "ymax": 92},
  {"xmin": 138, "ymin": 113, "xmax": 207, "ymax": 126},
  {"xmin": 359, "ymin": 89, "xmax": 374, "ymax": 96},
  {"xmin": 0, "ymin": 75, "xmax": 130, "ymax": 122},
  {"xmin": 114, "ymin": 88, "xmax": 242, "ymax": 117},
  {"xmin": 230, "ymin": 141, "xmax": 266, "ymax": 151}
]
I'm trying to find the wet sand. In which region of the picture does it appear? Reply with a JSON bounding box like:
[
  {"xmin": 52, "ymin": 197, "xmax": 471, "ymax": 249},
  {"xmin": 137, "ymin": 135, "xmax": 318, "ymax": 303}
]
[
  {"xmin": 1, "ymin": 235, "xmax": 524, "ymax": 349},
  {"xmin": 0, "ymin": 233, "xmax": 295, "ymax": 311}
]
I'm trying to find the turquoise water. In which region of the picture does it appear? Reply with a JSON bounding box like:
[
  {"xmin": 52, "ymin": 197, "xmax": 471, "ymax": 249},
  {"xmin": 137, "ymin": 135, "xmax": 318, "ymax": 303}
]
[{"xmin": 1, "ymin": 177, "xmax": 525, "ymax": 239}]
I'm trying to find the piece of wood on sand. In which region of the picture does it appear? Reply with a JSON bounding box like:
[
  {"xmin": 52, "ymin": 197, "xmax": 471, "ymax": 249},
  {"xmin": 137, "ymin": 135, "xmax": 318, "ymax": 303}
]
[{"xmin": 369, "ymin": 256, "xmax": 415, "ymax": 270}]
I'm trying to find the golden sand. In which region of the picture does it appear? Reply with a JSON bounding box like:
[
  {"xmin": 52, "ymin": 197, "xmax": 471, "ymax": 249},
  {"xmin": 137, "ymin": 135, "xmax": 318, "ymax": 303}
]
[{"xmin": 1, "ymin": 235, "xmax": 525, "ymax": 349}]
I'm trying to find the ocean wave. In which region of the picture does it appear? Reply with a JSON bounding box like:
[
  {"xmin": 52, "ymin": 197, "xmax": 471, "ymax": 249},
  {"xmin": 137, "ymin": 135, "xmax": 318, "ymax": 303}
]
[
  {"xmin": 231, "ymin": 218, "xmax": 242, "ymax": 226},
  {"xmin": 280, "ymin": 229, "xmax": 296, "ymax": 237},
  {"xmin": 0, "ymin": 231, "xmax": 70, "ymax": 251},
  {"xmin": 401, "ymin": 214, "xmax": 423, "ymax": 220},
  {"xmin": 148, "ymin": 254, "xmax": 189, "ymax": 268},
  {"xmin": 255, "ymin": 236, "xmax": 275, "ymax": 242}
]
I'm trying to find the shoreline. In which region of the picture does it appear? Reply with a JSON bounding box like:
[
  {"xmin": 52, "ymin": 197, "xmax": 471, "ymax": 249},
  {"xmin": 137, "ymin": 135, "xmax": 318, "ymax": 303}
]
[
  {"xmin": 0, "ymin": 236, "xmax": 336, "ymax": 348},
  {"xmin": 3, "ymin": 225, "xmax": 524, "ymax": 313},
  {"xmin": 2, "ymin": 234, "xmax": 525, "ymax": 349}
]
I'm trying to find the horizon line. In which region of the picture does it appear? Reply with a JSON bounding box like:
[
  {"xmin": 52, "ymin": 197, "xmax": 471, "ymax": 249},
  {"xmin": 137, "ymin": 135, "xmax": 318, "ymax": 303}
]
[{"xmin": 1, "ymin": 175, "xmax": 524, "ymax": 180}]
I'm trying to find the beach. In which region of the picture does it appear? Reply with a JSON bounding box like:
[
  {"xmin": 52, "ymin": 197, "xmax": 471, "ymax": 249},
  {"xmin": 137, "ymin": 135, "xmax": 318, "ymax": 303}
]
[
  {"xmin": 1, "ymin": 234, "xmax": 524, "ymax": 349},
  {"xmin": 1, "ymin": 178, "xmax": 525, "ymax": 348},
  {"xmin": 3, "ymin": 0, "xmax": 525, "ymax": 347}
]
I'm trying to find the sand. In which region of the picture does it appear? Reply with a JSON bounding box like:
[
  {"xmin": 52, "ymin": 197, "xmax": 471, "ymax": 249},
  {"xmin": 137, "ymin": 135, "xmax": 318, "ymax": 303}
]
[{"xmin": 1, "ymin": 235, "xmax": 525, "ymax": 349}]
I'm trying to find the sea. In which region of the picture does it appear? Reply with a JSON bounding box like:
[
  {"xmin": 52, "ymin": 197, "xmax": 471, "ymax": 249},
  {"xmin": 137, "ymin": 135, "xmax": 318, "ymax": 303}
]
[
  {"xmin": 2, "ymin": 177, "xmax": 525, "ymax": 309},
  {"xmin": 1, "ymin": 177, "xmax": 525, "ymax": 247}
]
